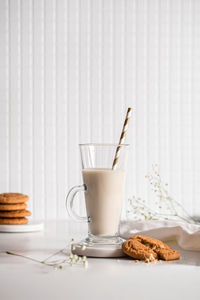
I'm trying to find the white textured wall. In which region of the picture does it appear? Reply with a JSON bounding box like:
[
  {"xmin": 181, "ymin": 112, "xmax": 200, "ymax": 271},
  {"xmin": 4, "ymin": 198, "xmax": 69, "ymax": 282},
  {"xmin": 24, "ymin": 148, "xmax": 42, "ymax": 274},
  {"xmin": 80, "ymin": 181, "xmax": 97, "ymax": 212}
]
[{"xmin": 0, "ymin": 0, "xmax": 200, "ymax": 220}]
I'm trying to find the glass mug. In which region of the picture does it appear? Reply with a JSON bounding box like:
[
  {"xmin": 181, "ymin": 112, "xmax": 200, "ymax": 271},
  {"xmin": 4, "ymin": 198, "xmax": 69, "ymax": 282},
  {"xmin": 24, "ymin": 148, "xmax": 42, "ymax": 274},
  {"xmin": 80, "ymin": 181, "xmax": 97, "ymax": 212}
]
[{"xmin": 66, "ymin": 144, "xmax": 129, "ymax": 245}]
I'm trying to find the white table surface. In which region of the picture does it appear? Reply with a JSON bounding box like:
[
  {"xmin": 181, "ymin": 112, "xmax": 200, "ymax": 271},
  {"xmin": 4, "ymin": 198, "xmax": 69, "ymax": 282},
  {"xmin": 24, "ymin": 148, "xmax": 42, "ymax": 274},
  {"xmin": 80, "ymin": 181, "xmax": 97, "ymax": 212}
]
[{"xmin": 0, "ymin": 220, "xmax": 200, "ymax": 300}]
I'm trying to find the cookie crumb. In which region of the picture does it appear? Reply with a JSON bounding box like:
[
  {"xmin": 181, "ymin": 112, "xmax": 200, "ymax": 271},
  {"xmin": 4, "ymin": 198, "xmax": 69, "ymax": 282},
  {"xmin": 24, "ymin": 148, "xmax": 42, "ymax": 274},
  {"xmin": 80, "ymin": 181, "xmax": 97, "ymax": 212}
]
[{"xmin": 149, "ymin": 254, "xmax": 156, "ymax": 262}]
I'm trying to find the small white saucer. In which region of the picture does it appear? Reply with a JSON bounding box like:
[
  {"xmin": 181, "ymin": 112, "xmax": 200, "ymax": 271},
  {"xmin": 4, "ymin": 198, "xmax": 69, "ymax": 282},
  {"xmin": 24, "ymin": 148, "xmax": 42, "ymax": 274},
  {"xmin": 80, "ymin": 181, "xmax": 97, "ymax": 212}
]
[
  {"xmin": 71, "ymin": 242, "xmax": 125, "ymax": 258},
  {"xmin": 0, "ymin": 220, "xmax": 44, "ymax": 233}
]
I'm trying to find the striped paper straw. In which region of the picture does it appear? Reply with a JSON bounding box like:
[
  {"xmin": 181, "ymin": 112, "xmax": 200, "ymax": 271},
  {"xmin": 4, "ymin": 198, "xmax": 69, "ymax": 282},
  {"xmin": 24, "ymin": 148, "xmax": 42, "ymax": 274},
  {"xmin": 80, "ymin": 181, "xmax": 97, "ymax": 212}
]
[{"xmin": 112, "ymin": 107, "xmax": 132, "ymax": 170}]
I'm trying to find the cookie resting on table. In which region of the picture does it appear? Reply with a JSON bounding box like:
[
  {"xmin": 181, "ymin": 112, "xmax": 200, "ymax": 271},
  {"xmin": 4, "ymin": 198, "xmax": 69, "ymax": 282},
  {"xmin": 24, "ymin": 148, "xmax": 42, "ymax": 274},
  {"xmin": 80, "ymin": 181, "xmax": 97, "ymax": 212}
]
[{"xmin": 122, "ymin": 235, "xmax": 180, "ymax": 262}]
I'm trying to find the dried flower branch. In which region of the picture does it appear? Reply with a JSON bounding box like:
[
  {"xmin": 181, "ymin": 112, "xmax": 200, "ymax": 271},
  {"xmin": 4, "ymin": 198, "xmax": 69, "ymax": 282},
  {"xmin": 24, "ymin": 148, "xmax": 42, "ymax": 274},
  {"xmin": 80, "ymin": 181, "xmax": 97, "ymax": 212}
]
[
  {"xmin": 1, "ymin": 239, "xmax": 88, "ymax": 270},
  {"xmin": 127, "ymin": 164, "xmax": 199, "ymax": 225}
]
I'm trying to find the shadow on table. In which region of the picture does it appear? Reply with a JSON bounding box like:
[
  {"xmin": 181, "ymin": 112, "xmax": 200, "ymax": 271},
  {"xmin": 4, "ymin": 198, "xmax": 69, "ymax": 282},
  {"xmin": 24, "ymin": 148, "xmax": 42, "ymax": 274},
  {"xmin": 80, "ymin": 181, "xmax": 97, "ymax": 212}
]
[
  {"xmin": 112, "ymin": 240, "xmax": 200, "ymax": 267},
  {"xmin": 166, "ymin": 240, "xmax": 200, "ymax": 266}
]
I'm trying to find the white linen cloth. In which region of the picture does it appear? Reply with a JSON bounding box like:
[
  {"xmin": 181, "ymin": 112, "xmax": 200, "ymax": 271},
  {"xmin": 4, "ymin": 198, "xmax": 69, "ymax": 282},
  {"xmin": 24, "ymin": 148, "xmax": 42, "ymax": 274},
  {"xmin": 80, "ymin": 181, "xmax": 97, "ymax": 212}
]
[{"xmin": 120, "ymin": 220, "xmax": 200, "ymax": 251}]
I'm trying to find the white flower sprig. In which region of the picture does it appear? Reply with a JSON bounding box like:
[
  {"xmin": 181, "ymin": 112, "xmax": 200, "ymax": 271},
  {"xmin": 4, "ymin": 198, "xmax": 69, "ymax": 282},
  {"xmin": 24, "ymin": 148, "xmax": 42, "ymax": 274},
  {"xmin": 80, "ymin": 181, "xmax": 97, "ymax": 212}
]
[
  {"xmin": 1, "ymin": 239, "xmax": 88, "ymax": 270},
  {"xmin": 127, "ymin": 164, "xmax": 199, "ymax": 225}
]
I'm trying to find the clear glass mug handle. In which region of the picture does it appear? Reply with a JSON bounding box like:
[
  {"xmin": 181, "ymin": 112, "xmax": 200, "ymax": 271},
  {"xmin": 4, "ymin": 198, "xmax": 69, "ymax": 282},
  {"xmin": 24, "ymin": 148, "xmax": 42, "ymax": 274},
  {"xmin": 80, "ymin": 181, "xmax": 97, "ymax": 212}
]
[{"xmin": 66, "ymin": 184, "xmax": 90, "ymax": 223}]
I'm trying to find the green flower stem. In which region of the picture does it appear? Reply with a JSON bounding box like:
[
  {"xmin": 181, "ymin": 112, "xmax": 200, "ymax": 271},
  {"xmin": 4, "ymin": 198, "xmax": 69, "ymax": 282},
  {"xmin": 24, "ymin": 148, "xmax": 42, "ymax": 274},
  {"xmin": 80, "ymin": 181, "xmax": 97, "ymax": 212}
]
[
  {"xmin": 173, "ymin": 200, "xmax": 198, "ymax": 224},
  {"xmin": 42, "ymin": 248, "xmax": 66, "ymax": 263},
  {"xmin": 3, "ymin": 251, "xmax": 42, "ymax": 264}
]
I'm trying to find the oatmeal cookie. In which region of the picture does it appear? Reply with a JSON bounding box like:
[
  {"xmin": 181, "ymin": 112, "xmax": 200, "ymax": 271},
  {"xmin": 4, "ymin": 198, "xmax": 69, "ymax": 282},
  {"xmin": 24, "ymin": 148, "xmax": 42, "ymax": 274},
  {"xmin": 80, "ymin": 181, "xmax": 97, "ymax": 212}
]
[
  {"xmin": 122, "ymin": 235, "xmax": 180, "ymax": 262},
  {"xmin": 0, "ymin": 193, "xmax": 29, "ymax": 204}
]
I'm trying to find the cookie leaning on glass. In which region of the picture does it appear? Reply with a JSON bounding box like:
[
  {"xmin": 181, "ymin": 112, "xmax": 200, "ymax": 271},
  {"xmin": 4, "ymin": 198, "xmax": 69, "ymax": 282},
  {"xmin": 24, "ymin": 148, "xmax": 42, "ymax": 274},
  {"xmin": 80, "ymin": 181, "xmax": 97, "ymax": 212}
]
[
  {"xmin": 122, "ymin": 235, "xmax": 180, "ymax": 262},
  {"xmin": 0, "ymin": 193, "xmax": 31, "ymax": 225}
]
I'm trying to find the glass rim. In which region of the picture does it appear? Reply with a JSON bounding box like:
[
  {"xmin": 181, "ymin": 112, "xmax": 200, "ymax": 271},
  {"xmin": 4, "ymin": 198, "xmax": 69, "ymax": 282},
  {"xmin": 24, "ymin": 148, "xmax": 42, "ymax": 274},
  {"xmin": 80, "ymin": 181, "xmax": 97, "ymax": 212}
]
[{"xmin": 79, "ymin": 143, "xmax": 130, "ymax": 147}]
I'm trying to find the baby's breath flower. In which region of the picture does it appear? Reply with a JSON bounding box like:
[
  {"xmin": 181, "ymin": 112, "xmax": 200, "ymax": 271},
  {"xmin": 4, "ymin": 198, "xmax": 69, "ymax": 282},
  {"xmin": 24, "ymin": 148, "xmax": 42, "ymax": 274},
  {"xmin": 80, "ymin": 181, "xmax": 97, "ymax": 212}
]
[
  {"xmin": 4, "ymin": 244, "xmax": 88, "ymax": 270},
  {"xmin": 82, "ymin": 256, "xmax": 87, "ymax": 262},
  {"xmin": 127, "ymin": 164, "xmax": 199, "ymax": 225}
]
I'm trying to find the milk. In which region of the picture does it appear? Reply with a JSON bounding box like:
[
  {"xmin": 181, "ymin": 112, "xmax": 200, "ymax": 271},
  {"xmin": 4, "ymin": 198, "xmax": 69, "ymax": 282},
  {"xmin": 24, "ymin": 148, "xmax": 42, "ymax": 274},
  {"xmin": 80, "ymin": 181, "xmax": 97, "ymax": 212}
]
[{"xmin": 82, "ymin": 168, "xmax": 126, "ymax": 237}]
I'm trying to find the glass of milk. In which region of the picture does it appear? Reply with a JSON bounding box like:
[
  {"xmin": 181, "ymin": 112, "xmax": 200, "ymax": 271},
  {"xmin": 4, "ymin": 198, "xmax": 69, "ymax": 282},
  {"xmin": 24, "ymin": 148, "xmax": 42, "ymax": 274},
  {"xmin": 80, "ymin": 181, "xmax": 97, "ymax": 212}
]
[{"xmin": 66, "ymin": 144, "xmax": 129, "ymax": 245}]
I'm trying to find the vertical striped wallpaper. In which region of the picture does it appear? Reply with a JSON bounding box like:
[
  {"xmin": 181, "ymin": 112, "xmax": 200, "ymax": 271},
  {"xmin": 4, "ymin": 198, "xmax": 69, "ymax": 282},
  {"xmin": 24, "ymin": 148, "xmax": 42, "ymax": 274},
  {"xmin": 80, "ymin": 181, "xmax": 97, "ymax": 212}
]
[{"xmin": 0, "ymin": 0, "xmax": 200, "ymax": 220}]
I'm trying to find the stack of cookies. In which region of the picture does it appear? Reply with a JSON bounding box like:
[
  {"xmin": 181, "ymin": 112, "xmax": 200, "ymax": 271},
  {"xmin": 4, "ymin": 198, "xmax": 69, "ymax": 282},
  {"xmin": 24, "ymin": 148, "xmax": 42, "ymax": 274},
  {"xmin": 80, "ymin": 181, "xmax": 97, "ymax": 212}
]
[{"xmin": 0, "ymin": 193, "xmax": 31, "ymax": 225}]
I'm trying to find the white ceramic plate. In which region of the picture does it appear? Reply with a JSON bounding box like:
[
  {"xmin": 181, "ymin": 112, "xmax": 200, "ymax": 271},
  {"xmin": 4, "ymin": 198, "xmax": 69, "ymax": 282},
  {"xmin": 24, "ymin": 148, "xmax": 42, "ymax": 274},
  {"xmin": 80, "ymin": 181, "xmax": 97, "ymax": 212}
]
[{"xmin": 0, "ymin": 220, "xmax": 44, "ymax": 233}]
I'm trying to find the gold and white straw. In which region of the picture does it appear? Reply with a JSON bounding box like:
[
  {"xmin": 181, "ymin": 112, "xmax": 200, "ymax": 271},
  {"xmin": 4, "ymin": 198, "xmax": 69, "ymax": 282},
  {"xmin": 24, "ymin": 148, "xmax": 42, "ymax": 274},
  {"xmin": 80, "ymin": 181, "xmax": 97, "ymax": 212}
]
[{"xmin": 112, "ymin": 107, "xmax": 132, "ymax": 170}]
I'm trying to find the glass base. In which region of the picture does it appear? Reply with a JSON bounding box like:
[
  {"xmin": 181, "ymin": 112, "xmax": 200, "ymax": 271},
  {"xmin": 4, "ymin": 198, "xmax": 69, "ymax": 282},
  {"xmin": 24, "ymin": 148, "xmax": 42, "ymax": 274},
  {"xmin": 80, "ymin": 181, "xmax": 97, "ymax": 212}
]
[{"xmin": 81, "ymin": 233, "xmax": 124, "ymax": 246}]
